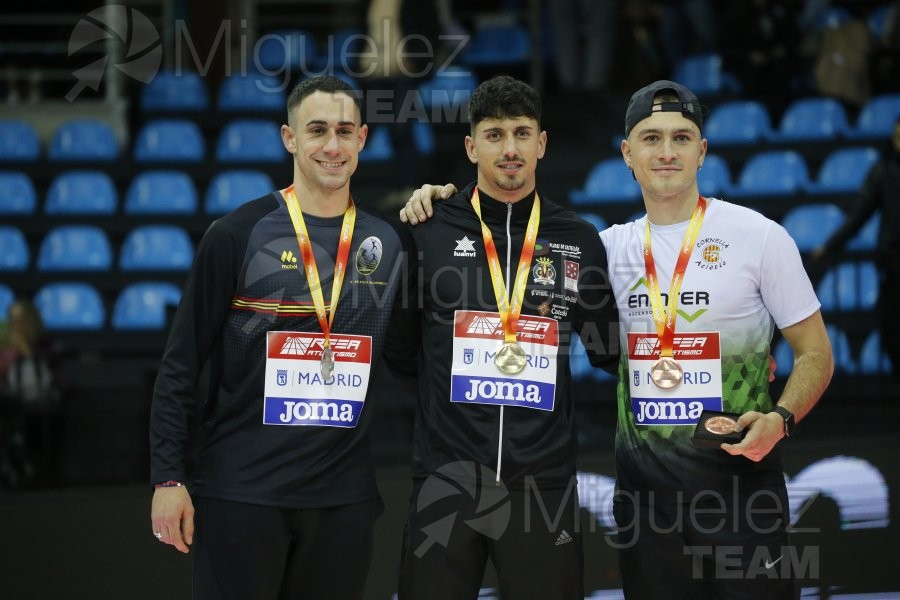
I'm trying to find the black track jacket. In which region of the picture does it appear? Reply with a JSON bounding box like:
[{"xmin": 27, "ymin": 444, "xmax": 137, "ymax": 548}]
[{"xmin": 387, "ymin": 183, "xmax": 619, "ymax": 490}]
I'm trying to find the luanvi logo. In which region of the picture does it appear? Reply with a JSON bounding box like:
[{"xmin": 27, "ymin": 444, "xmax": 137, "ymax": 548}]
[
  {"xmin": 281, "ymin": 250, "xmax": 299, "ymax": 269},
  {"xmin": 66, "ymin": 5, "xmax": 162, "ymax": 102}
]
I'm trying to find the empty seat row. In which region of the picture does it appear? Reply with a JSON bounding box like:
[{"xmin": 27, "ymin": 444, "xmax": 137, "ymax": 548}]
[
  {"xmin": 574, "ymin": 202, "xmax": 877, "ymax": 256},
  {"xmin": 570, "ymin": 146, "xmax": 881, "ymax": 204},
  {"xmin": 0, "ymin": 224, "xmax": 194, "ymax": 272},
  {"xmin": 774, "ymin": 328, "xmax": 892, "ymax": 377},
  {"xmin": 0, "ymin": 169, "xmax": 275, "ymax": 216},
  {"xmin": 703, "ymin": 95, "xmax": 900, "ymax": 144},
  {"xmin": 0, "ymin": 117, "xmax": 430, "ymax": 164},
  {"xmin": 0, "ymin": 281, "xmax": 181, "ymax": 331},
  {"xmin": 0, "ymin": 118, "xmax": 285, "ymax": 163}
]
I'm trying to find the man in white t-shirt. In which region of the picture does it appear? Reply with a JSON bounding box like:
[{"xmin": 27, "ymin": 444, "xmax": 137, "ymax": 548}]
[{"xmin": 599, "ymin": 80, "xmax": 833, "ymax": 599}]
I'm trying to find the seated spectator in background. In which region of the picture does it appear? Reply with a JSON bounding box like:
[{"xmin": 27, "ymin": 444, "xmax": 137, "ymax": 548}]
[
  {"xmin": 813, "ymin": 116, "xmax": 900, "ymax": 371},
  {"xmin": 720, "ymin": 0, "xmax": 806, "ymax": 119},
  {"xmin": 0, "ymin": 298, "xmax": 63, "ymax": 489},
  {"xmin": 871, "ymin": 1, "xmax": 900, "ymax": 94}
]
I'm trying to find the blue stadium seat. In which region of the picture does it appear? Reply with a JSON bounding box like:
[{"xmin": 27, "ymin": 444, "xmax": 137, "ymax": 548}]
[
  {"xmin": 827, "ymin": 325, "xmax": 856, "ymax": 374},
  {"xmin": 34, "ymin": 282, "xmax": 105, "ymax": 330},
  {"xmin": 781, "ymin": 203, "xmax": 845, "ymax": 252},
  {"xmin": 204, "ymin": 170, "xmax": 275, "ymax": 215},
  {"xmin": 48, "ymin": 119, "xmax": 119, "ymax": 161},
  {"xmin": 134, "ymin": 119, "xmax": 205, "ymax": 162},
  {"xmin": 125, "ymin": 170, "xmax": 198, "ymax": 215},
  {"xmin": 412, "ymin": 121, "xmax": 435, "ymax": 155},
  {"xmin": 703, "ymin": 101, "xmax": 774, "ymax": 145},
  {"xmin": 140, "ymin": 70, "xmax": 209, "ymax": 112},
  {"xmin": 672, "ymin": 53, "xmax": 741, "ymax": 96},
  {"xmin": 257, "ymin": 29, "xmax": 319, "ymax": 71},
  {"xmin": 0, "ymin": 171, "xmax": 37, "ymax": 214},
  {"xmin": 119, "ymin": 225, "xmax": 194, "ymax": 271},
  {"xmin": 730, "ymin": 151, "xmax": 811, "ymax": 198},
  {"xmin": 579, "ymin": 213, "xmax": 608, "ymax": 233},
  {"xmin": 217, "ymin": 74, "xmax": 286, "ymax": 113},
  {"xmin": 0, "ymin": 119, "xmax": 40, "ymax": 161},
  {"xmin": 847, "ymin": 94, "xmax": 900, "ymax": 139},
  {"xmin": 462, "ymin": 24, "xmax": 530, "ymax": 66},
  {"xmin": 858, "ymin": 332, "xmax": 892, "ymax": 375},
  {"xmin": 816, "ymin": 261, "xmax": 879, "ymax": 312},
  {"xmin": 359, "ymin": 127, "xmax": 394, "ymax": 162},
  {"xmin": 111, "ymin": 282, "xmax": 182, "ymax": 330},
  {"xmin": 0, "ymin": 225, "xmax": 29, "ymax": 271},
  {"xmin": 317, "ymin": 28, "xmax": 365, "ymax": 71},
  {"xmin": 697, "ymin": 154, "xmax": 732, "ymax": 198},
  {"xmin": 216, "ymin": 120, "xmax": 284, "ymax": 162},
  {"xmin": 417, "ymin": 67, "xmax": 478, "ymax": 110},
  {"xmin": 772, "ymin": 338, "xmax": 795, "ymax": 379},
  {"xmin": 868, "ymin": 4, "xmax": 895, "ymax": 39},
  {"xmin": 36, "ymin": 225, "xmax": 113, "ymax": 271},
  {"xmin": 569, "ymin": 158, "xmax": 641, "ymax": 204},
  {"xmin": 814, "ymin": 6, "xmax": 852, "ymax": 30},
  {"xmin": 847, "ymin": 212, "xmax": 880, "ymax": 251},
  {"xmin": 45, "ymin": 171, "xmax": 117, "ymax": 215},
  {"xmin": 771, "ymin": 97, "xmax": 850, "ymax": 142},
  {"xmin": 774, "ymin": 325, "xmax": 855, "ymax": 376},
  {"xmin": 805, "ymin": 147, "xmax": 880, "ymax": 194},
  {"xmin": 569, "ymin": 334, "xmax": 616, "ymax": 383},
  {"xmin": 0, "ymin": 283, "xmax": 13, "ymax": 317}
]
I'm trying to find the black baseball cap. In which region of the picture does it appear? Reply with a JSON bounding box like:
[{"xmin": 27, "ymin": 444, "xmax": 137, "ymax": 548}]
[{"xmin": 624, "ymin": 80, "xmax": 704, "ymax": 137}]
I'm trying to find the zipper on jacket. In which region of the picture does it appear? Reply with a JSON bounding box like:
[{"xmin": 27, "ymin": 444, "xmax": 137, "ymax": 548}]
[{"xmin": 495, "ymin": 202, "xmax": 513, "ymax": 484}]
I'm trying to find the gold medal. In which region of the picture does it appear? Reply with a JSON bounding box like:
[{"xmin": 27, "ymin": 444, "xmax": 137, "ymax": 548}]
[
  {"xmin": 650, "ymin": 356, "xmax": 683, "ymax": 389},
  {"xmin": 704, "ymin": 415, "xmax": 737, "ymax": 435},
  {"xmin": 320, "ymin": 346, "xmax": 335, "ymax": 379},
  {"xmin": 495, "ymin": 341, "xmax": 527, "ymax": 375},
  {"xmin": 470, "ymin": 187, "xmax": 541, "ymax": 379}
]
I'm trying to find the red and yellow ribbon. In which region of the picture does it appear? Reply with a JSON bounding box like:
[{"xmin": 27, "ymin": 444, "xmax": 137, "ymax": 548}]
[
  {"xmin": 470, "ymin": 187, "xmax": 541, "ymax": 344},
  {"xmin": 643, "ymin": 195, "xmax": 707, "ymax": 358},
  {"xmin": 283, "ymin": 185, "xmax": 356, "ymax": 350}
]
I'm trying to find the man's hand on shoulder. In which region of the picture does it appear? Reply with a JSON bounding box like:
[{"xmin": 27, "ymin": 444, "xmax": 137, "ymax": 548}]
[{"xmin": 399, "ymin": 183, "xmax": 457, "ymax": 225}]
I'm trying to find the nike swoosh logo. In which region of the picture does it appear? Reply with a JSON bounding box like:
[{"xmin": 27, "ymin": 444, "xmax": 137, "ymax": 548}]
[{"xmin": 765, "ymin": 555, "xmax": 783, "ymax": 569}]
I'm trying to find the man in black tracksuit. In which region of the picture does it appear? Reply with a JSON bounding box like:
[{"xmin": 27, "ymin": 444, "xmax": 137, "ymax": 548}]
[
  {"xmin": 392, "ymin": 76, "xmax": 619, "ymax": 599},
  {"xmin": 149, "ymin": 76, "xmax": 412, "ymax": 600}
]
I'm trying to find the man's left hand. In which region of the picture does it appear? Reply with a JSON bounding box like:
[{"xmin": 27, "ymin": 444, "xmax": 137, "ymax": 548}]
[{"xmin": 720, "ymin": 411, "xmax": 785, "ymax": 462}]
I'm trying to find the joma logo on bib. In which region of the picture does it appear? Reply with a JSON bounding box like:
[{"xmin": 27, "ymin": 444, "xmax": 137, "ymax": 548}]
[
  {"xmin": 279, "ymin": 400, "xmax": 355, "ymax": 423},
  {"xmin": 264, "ymin": 397, "xmax": 363, "ymax": 428},
  {"xmin": 630, "ymin": 397, "xmax": 721, "ymax": 425},
  {"xmin": 465, "ymin": 379, "xmax": 542, "ymax": 403}
]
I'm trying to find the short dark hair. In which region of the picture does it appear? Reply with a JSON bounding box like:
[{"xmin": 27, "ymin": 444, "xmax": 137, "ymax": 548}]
[
  {"xmin": 286, "ymin": 76, "xmax": 362, "ymax": 123},
  {"xmin": 468, "ymin": 75, "xmax": 541, "ymax": 131}
]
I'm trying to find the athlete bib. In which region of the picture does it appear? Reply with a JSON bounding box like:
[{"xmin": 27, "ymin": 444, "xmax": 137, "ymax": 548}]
[
  {"xmin": 450, "ymin": 310, "xmax": 558, "ymax": 411},
  {"xmin": 263, "ymin": 331, "xmax": 372, "ymax": 428},
  {"xmin": 627, "ymin": 331, "xmax": 723, "ymax": 425}
]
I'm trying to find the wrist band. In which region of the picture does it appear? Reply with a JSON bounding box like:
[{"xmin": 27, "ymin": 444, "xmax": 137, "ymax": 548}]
[{"xmin": 154, "ymin": 480, "xmax": 185, "ymax": 488}]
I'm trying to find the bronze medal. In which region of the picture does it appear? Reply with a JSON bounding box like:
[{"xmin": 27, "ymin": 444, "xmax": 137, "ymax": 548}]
[
  {"xmin": 704, "ymin": 415, "xmax": 737, "ymax": 435},
  {"xmin": 650, "ymin": 356, "xmax": 683, "ymax": 389},
  {"xmin": 495, "ymin": 342, "xmax": 527, "ymax": 375}
]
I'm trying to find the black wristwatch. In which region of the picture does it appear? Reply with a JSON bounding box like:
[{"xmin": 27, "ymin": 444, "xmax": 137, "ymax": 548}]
[{"xmin": 771, "ymin": 406, "xmax": 795, "ymax": 437}]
